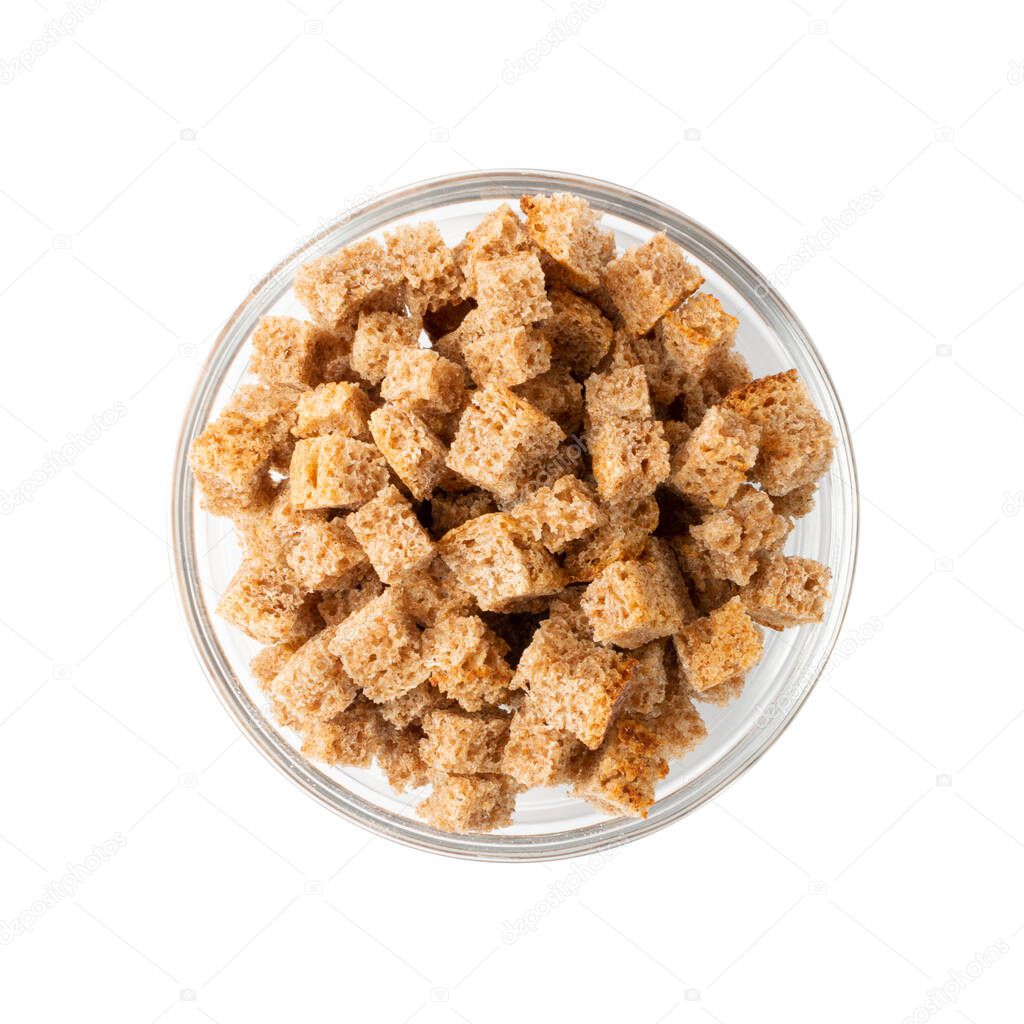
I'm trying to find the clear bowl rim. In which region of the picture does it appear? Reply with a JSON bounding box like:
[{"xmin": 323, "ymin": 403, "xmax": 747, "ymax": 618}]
[{"xmin": 171, "ymin": 168, "xmax": 859, "ymax": 862}]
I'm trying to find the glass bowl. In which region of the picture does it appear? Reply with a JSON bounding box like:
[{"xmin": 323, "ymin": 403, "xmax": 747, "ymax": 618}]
[{"xmin": 172, "ymin": 169, "xmax": 858, "ymax": 862}]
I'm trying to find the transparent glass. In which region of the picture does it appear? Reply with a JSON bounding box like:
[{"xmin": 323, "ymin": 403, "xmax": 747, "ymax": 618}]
[{"xmin": 172, "ymin": 170, "xmax": 858, "ymax": 862}]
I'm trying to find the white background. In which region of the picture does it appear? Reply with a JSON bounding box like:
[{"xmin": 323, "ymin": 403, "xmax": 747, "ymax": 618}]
[{"xmin": 2, "ymin": 1, "xmax": 1023, "ymax": 1021}]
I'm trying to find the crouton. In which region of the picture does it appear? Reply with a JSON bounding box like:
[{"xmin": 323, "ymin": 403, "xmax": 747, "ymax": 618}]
[
  {"xmin": 350, "ymin": 311, "xmax": 422, "ymax": 385},
  {"xmin": 216, "ymin": 557, "xmax": 317, "ymax": 645},
  {"xmin": 417, "ymin": 773, "xmax": 518, "ymax": 833},
  {"xmin": 771, "ymin": 482, "xmax": 816, "ymax": 520},
  {"xmin": 672, "ymin": 597, "xmax": 763, "ymax": 693},
  {"xmin": 250, "ymin": 316, "xmax": 330, "ymax": 388},
  {"xmin": 461, "ymin": 325, "xmax": 552, "ymax": 387},
  {"xmin": 509, "ymin": 475, "xmax": 605, "ymax": 553},
  {"xmin": 378, "ymin": 726, "xmax": 430, "ymax": 791},
  {"xmin": 668, "ymin": 405, "xmax": 760, "ymax": 509},
  {"xmin": 300, "ymin": 698, "xmax": 383, "ymax": 767},
  {"xmin": 622, "ymin": 641, "xmax": 671, "ymax": 715},
  {"xmin": 563, "ymin": 495, "xmax": 660, "ymax": 583},
  {"xmin": 367, "ymin": 403, "xmax": 447, "ymax": 501},
  {"xmin": 261, "ymin": 625, "xmax": 359, "ymax": 728},
  {"xmin": 430, "ymin": 490, "xmax": 497, "ymax": 536},
  {"xmin": 473, "ymin": 253, "xmax": 552, "ymax": 329},
  {"xmin": 537, "ymin": 288, "xmax": 613, "ymax": 376},
  {"xmin": 419, "ymin": 709, "xmax": 510, "ymax": 774},
  {"xmin": 421, "ymin": 614, "xmax": 514, "ymax": 710},
  {"xmin": 657, "ymin": 293, "xmax": 739, "ymax": 380},
  {"xmin": 378, "ymin": 684, "xmax": 453, "ymax": 730},
  {"xmin": 581, "ymin": 538, "xmax": 694, "ymax": 649},
  {"xmin": 384, "ymin": 221, "xmax": 464, "ymax": 313},
  {"xmin": 446, "ymin": 384, "xmax": 564, "ymax": 500},
  {"xmin": 519, "ymin": 193, "xmax": 612, "ymax": 293},
  {"xmin": 289, "ymin": 432, "xmax": 389, "ymax": 510},
  {"xmin": 588, "ymin": 417, "xmax": 670, "ymax": 504},
  {"xmin": 601, "ymin": 233, "xmax": 703, "ymax": 335},
  {"xmin": 723, "ymin": 370, "xmax": 835, "ymax": 495},
  {"xmin": 742, "ymin": 555, "xmax": 831, "ymax": 630},
  {"xmin": 585, "ymin": 366, "xmax": 653, "ymax": 422},
  {"xmin": 316, "ymin": 572, "xmax": 384, "ymax": 626},
  {"xmin": 380, "ymin": 347, "xmax": 465, "ymax": 415},
  {"xmin": 643, "ymin": 687, "xmax": 707, "ymax": 758},
  {"xmin": 327, "ymin": 590, "xmax": 429, "ymax": 702},
  {"xmin": 461, "ymin": 203, "xmax": 534, "ymax": 292},
  {"xmin": 514, "ymin": 363, "xmax": 584, "ymax": 434},
  {"xmin": 347, "ymin": 485, "xmax": 436, "ymax": 584},
  {"xmin": 689, "ymin": 486, "xmax": 791, "ymax": 586},
  {"xmin": 437, "ymin": 513, "xmax": 565, "ymax": 612},
  {"xmin": 501, "ymin": 699, "xmax": 582, "ymax": 787},
  {"xmin": 250, "ymin": 643, "xmax": 300, "ymax": 686},
  {"xmin": 666, "ymin": 534, "xmax": 738, "ymax": 615},
  {"xmin": 286, "ymin": 516, "xmax": 371, "ymax": 591},
  {"xmin": 294, "ymin": 239, "xmax": 402, "ymax": 332},
  {"xmin": 293, "ymin": 381, "xmax": 373, "ymax": 439}
]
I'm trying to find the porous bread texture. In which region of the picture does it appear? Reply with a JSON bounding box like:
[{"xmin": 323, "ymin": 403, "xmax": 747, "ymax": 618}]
[
  {"xmin": 346, "ymin": 485, "xmax": 436, "ymax": 584},
  {"xmin": 723, "ymin": 369, "xmax": 835, "ymax": 495},
  {"xmin": 446, "ymin": 383, "xmax": 564, "ymax": 501},
  {"xmin": 193, "ymin": 194, "xmax": 839, "ymax": 835},
  {"xmin": 437, "ymin": 513, "xmax": 565, "ymax": 612},
  {"xmin": 289, "ymin": 432, "xmax": 389, "ymax": 510},
  {"xmin": 601, "ymin": 232, "xmax": 704, "ymax": 335},
  {"xmin": 673, "ymin": 597, "xmax": 763, "ymax": 693},
  {"xmin": 668, "ymin": 405, "xmax": 760, "ymax": 509},
  {"xmin": 422, "ymin": 614, "xmax": 514, "ymax": 711},
  {"xmin": 742, "ymin": 555, "xmax": 831, "ymax": 630},
  {"xmin": 327, "ymin": 589, "xmax": 429, "ymax": 702},
  {"xmin": 380, "ymin": 347, "xmax": 465, "ymax": 415},
  {"xmin": 350, "ymin": 310, "xmax": 422, "ymax": 385},
  {"xmin": 294, "ymin": 238, "xmax": 402, "ymax": 332},
  {"xmin": 367, "ymin": 403, "xmax": 447, "ymax": 501},
  {"xmin": 293, "ymin": 382, "xmax": 373, "ymax": 440}
]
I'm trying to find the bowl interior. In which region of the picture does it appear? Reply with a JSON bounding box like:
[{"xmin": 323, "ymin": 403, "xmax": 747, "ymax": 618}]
[{"xmin": 174, "ymin": 171, "xmax": 857, "ymax": 860}]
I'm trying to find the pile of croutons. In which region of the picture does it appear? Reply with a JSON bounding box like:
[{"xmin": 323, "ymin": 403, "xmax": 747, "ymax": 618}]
[{"xmin": 190, "ymin": 193, "xmax": 834, "ymax": 833}]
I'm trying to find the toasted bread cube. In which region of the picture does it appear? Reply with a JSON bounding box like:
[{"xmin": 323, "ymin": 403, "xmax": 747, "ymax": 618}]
[
  {"xmin": 473, "ymin": 253, "xmax": 552, "ymax": 329},
  {"xmin": 446, "ymin": 384, "xmax": 564, "ymax": 500},
  {"xmin": 190, "ymin": 386, "xmax": 297, "ymax": 515},
  {"xmin": 216, "ymin": 557, "xmax": 316, "ymax": 645},
  {"xmin": 317, "ymin": 572, "xmax": 384, "ymax": 625},
  {"xmin": 350, "ymin": 311, "xmax": 422, "ymax": 385},
  {"xmin": 378, "ymin": 683, "xmax": 453, "ymax": 730},
  {"xmin": 601, "ymin": 232, "xmax": 703, "ymax": 336},
  {"xmin": 657, "ymin": 293, "xmax": 739, "ymax": 380},
  {"xmin": 461, "ymin": 325, "xmax": 552, "ymax": 387},
  {"xmin": 537, "ymin": 288, "xmax": 613, "ymax": 376},
  {"xmin": 295, "ymin": 239, "xmax": 402, "ymax": 332},
  {"xmin": 723, "ymin": 370, "xmax": 835, "ymax": 495},
  {"xmin": 346, "ymin": 485, "xmax": 436, "ymax": 584},
  {"xmin": 623, "ymin": 641, "xmax": 671, "ymax": 715},
  {"xmin": 430, "ymin": 490, "xmax": 497, "ymax": 536},
  {"xmin": 667, "ymin": 534, "xmax": 738, "ymax": 615},
  {"xmin": 289, "ymin": 432, "xmax": 389, "ymax": 510},
  {"xmin": 367, "ymin": 403, "xmax": 447, "ymax": 501},
  {"xmin": 262, "ymin": 626, "xmax": 359, "ymax": 728},
  {"xmin": 512, "ymin": 612, "xmax": 634, "ymax": 748},
  {"xmin": 286, "ymin": 516, "xmax": 371, "ymax": 591},
  {"xmin": 384, "ymin": 221, "xmax": 464, "ymax": 313},
  {"xmin": 420, "ymin": 709, "xmax": 510, "ymax": 774},
  {"xmin": 588, "ymin": 417, "xmax": 670, "ymax": 504},
  {"xmin": 643, "ymin": 687, "xmax": 707, "ymax": 758},
  {"xmin": 581, "ymin": 539, "xmax": 693, "ymax": 649},
  {"xmin": 301, "ymin": 698, "xmax": 384, "ymax": 767},
  {"xmin": 771, "ymin": 482, "xmax": 816, "ymax": 520},
  {"xmin": 689, "ymin": 486, "xmax": 791, "ymax": 586},
  {"xmin": 509, "ymin": 475, "xmax": 605, "ymax": 553},
  {"xmin": 461, "ymin": 203, "xmax": 534, "ymax": 292},
  {"xmin": 501, "ymin": 700, "xmax": 582, "ymax": 787},
  {"xmin": 380, "ymin": 347, "xmax": 465, "ymax": 415},
  {"xmin": 293, "ymin": 382, "xmax": 373, "ymax": 439},
  {"xmin": 585, "ymin": 366, "xmax": 653, "ymax": 422},
  {"xmin": 379, "ymin": 726, "xmax": 430, "ymax": 792},
  {"xmin": 687, "ymin": 675, "xmax": 746, "ymax": 706},
  {"xmin": 668, "ymin": 406, "xmax": 760, "ymax": 509},
  {"xmin": 438, "ymin": 513, "xmax": 565, "ymax": 612},
  {"xmin": 519, "ymin": 193, "xmax": 612, "ymax": 293},
  {"xmin": 514, "ymin": 363, "xmax": 584, "ymax": 434},
  {"xmin": 573, "ymin": 715, "xmax": 667, "ymax": 817},
  {"xmin": 672, "ymin": 597, "xmax": 763, "ymax": 693},
  {"xmin": 417, "ymin": 773, "xmax": 518, "ymax": 833},
  {"xmin": 250, "ymin": 643, "xmax": 300, "ymax": 686},
  {"xmin": 742, "ymin": 555, "xmax": 831, "ymax": 630},
  {"xmin": 422, "ymin": 614, "xmax": 514, "ymax": 710},
  {"xmin": 391, "ymin": 558, "xmax": 477, "ymax": 627},
  {"xmin": 327, "ymin": 590, "xmax": 429, "ymax": 702},
  {"xmin": 563, "ymin": 495, "xmax": 659, "ymax": 583},
  {"xmin": 250, "ymin": 316, "xmax": 329, "ymax": 388}
]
